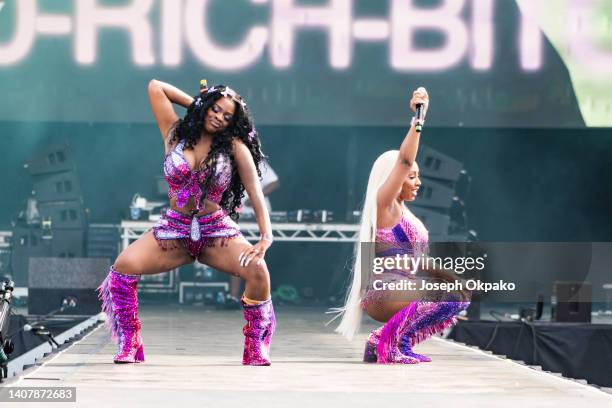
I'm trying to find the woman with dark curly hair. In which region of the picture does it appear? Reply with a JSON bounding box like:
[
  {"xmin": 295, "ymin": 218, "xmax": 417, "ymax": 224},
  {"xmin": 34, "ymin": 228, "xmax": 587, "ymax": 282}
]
[{"xmin": 97, "ymin": 79, "xmax": 275, "ymax": 366}]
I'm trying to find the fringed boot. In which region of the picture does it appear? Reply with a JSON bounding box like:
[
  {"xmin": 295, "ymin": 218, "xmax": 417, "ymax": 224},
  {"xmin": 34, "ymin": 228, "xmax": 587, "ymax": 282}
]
[
  {"xmin": 373, "ymin": 301, "xmax": 469, "ymax": 364},
  {"xmin": 397, "ymin": 301, "xmax": 470, "ymax": 362},
  {"xmin": 97, "ymin": 266, "xmax": 144, "ymax": 364},
  {"xmin": 241, "ymin": 295, "xmax": 276, "ymax": 366},
  {"xmin": 376, "ymin": 302, "xmax": 420, "ymax": 364}
]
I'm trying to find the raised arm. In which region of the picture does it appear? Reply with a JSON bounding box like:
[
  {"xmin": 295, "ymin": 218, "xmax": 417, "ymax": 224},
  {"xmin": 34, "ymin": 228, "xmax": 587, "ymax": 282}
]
[
  {"xmin": 376, "ymin": 87, "xmax": 429, "ymax": 210},
  {"xmin": 147, "ymin": 79, "xmax": 195, "ymax": 146}
]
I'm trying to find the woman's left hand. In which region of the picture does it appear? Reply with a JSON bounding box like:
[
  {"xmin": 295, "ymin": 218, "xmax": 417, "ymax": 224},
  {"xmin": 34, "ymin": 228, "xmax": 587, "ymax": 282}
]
[
  {"xmin": 239, "ymin": 240, "xmax": 271, "ymax": 267},
  {"xmin": 410, "ymin": 87, "xmax": 429, "ymax": 120}
]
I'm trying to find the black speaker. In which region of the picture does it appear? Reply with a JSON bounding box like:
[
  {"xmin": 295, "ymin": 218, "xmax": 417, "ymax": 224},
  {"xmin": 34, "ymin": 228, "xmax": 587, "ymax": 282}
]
[
  {"xmin": 38, "ymin": 200, "xmax": 87, "ymax": 229},
  {"xmin": 412, "ymin": 178, "xmax": 456, "ymax": 210},
  {"xmin": 417, "ymin": 145, "xmax": 463, "ymax": 182},
  {"xmin": 10, "ymin": 226, "xmax": 87, "ymax": 284},
  {"xmin": 10, "ymin": 226, "xmax": 52, "ymax": 286},
  {"xmin": 87, "ymin": 224, "xmax": 120, "ymax": 260},
  {"xmin": 28, "ymin": 257, "xmax": 110, "ymax": 315},
  {"xmin": 32, "ymin": 171, "xmax": 82, "ymax": 202},
  {"xmin": 552, "ymin": 281, "xmax": 592, "ymax": 322},
  {"xmin": 50, "ymin": 229, "xmax": 86, "ymax": 258},
  {"xmin": 466, "ymin": 300, "xmax": 480, "ymax": 320},
  {"xmin": 407, "ymin": 206, "xmax": 450, "ymax": 236},
  {"xmin": 24, "ymin": 144, "xmax": 74, "ymax": 176}
]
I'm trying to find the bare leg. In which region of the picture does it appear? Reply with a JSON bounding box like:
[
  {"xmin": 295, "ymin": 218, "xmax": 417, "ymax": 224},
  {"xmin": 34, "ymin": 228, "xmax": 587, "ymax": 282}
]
[
  {"xmin": 365, "ymin": 281, "xmax": 468, "ymax": 321},
  {"xmin": 366, "ymin": 300, "xmax": 410, "ymax": 323},
  {"xmin": 230, "ymin": 275, "xmax": 242, "ymax": 298},
  {"xmin": 198, "ymin": 235, "xmax": 275, "ymax": 365},
  {"xmin": 98, "ymin": 232, "xmax": 194, "ymax": 364},
  {"xmin": 115, "ymin": 231, "xmax": 194, "ymax": 275},
  {"xmin": 365, "ymin": 296, "xmax": 468, "ymax": 364},
  {"xmin": 198, "ymin": 235, "xmax": 270, "ymax": 301}
]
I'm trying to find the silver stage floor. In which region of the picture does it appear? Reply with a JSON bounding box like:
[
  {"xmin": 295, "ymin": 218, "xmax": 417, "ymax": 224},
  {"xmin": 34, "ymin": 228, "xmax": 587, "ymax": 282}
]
[{"xmin": 2, "ymin": 305, "xmax": 611, "ymax": 407}]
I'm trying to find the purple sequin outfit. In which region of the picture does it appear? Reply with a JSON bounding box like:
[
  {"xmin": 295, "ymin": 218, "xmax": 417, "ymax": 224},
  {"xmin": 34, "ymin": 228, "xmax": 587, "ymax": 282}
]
[
  {"xmin": 97, "ymin": 135, "xmax": 276, "ymax": 365},
  {"xmin": 97, "ymin": 136, "xmax": 276, "ymax": 365},
  {"xmin": 153, "ymin": 138, "xmax": 240, "ymax": 258},
  {"xmin": 153, "ymin": 208, "xmax": 240, "ymax": 258},
  {"xmin": 362, "ymin": 209, "xmax": 470, "ymax": 364},
  {"xmin": 165, "ymin": 138, "xmax": 231, "ymax": 208},
  {"xmin": 362, "ymin": 209, "xmax": 429, "ymax": 308}
]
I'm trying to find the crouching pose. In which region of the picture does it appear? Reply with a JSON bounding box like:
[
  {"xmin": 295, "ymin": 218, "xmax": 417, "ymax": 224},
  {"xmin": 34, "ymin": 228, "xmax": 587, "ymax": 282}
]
[
  {"xmin": 97, "ymin": 80, "xmax": 275, "ymax": 365},
  {"xmin": 333, "ymin": 87, "xmax": 470, "ymax": 363}
]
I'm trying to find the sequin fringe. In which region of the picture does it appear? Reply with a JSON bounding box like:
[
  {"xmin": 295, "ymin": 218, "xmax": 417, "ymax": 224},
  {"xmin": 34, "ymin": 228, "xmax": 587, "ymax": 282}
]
[
  {"xmin": 96, "ymin": 270, "xmax": 119, "ymax": 343},
  {"xmin": 407, "ymin": 315, "xmax": 457, "ymax": 346},
  {"xmin": 376, "ymin": 302, "xmax": 418, "ymax": 363}
]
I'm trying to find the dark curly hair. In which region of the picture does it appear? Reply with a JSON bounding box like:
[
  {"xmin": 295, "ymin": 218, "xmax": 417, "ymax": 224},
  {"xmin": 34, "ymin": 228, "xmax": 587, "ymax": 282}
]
[{"xmin": 168, "ymin": 84, "xmax": 265, "ymax": 220}]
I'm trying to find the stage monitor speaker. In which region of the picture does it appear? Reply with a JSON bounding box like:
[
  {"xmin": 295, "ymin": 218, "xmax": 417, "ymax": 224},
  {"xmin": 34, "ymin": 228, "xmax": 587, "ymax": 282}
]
[
  {"xmin": 417, "ymin": 145, "xmax": 463, "ymax": 182},
  {"xmin": 32, "ymin": 171, "xmax": 82, "ymax": 202},
  {"xmin": 25, "ymin": 144, "xmax": 75, "ymax": 176},
  {"xmin": 552, "ymin": 281, "xmax": 592, "ymax": 322},
  {"xmin": 28, "ymin": 257, "xmax": 110, "ymax": 315}
]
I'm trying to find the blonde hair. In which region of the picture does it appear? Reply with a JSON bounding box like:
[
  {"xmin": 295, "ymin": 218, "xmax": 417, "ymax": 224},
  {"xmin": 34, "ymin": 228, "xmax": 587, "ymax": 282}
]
[{"xmin": 329, "ymin": 150, "xmax": 400, "ymax": 340}]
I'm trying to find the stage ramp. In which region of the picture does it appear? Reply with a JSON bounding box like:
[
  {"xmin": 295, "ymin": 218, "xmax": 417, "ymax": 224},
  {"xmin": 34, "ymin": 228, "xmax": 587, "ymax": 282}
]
[{"xmin": 1, "ymin": 305, "xmax": 610, "ymax": 407}]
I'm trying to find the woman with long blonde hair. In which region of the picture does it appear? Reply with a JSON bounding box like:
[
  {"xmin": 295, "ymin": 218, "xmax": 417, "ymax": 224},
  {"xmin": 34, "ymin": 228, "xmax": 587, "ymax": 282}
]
[{"xmin": 333, "ymin": 87, "xmax": 470, "ymax": 364}]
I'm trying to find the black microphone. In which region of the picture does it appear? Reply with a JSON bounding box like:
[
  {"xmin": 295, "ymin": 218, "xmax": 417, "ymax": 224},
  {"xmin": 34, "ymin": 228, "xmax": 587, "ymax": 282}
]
[{"xmin": 415, "ymin": 103, "xmax": 424, "ymax": 133}]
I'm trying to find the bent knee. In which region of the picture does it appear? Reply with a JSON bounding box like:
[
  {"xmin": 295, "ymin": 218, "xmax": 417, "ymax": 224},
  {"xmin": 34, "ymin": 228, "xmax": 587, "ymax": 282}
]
[
  {"xmin": 114, "ymin": 252, "xmax": 142, "ymax": 275},
  {"xmin": 244, "ymin": 260, "xmax": 269, "ymax": 282},
  {"xmin": 366, "ymin": 302, "xmax": 399, "ymax": 323}
]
